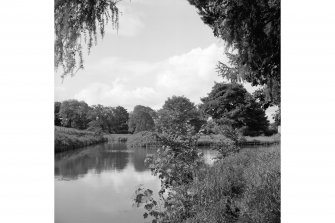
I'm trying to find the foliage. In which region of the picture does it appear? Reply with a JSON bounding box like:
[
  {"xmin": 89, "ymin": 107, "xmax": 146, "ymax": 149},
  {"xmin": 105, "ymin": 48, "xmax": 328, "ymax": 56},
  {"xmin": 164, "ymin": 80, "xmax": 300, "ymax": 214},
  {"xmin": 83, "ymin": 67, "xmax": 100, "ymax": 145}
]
[
  {"xmin": 187, "ymin": 0, "xmax": 280, "ymax": 106},
  {"xmin": 128, "ymin": 105, "xmax": 156, "ymax": 133},
  {"xmin": 201, "ymin": 82, "xmax": 269, "ymax": 136},
  {"xmin": 210, "ymin": 124, "xmax": 241, "ymax": 159},
  {"xmin": 134, "ymin": 125, "xmax": 205, "ymax": 222},
  {"xmin": 156, "ymin": 96, "xmax": 205, "ymax": 135},
  {"xmin": 112, "ymin": 106, "xmax": 129, "ymax": 133},
  {"xmin": 87, "ymin": 104, "xmax": 115, "ymax": 133},
  {"xmin": 59, "ymin": 99, "xmax": 90, "ymax": 129},
  {"xmin": 273, "ymin": 107, "xmax": 281, "ymax": 126},
  {"xmin": 127, "ymin": 131, "xmax": 158, "ymax": 148},
  {"xmin": 253, "ymin": 82, "xmax": 281, "ymax": 110},
  {"xmin": 56, "ymin": 100, "xmax": 129, "ymax": 133},
  {"xmin": 55, "ymin": 101, "xmax": 62, "ymax": 126},
  {"xmin": 54, "ymin": 126, "xmax": 106, "ymax": 153},
  {"xmin": 135, "ymin": 137, "xmax": 280, "ymax": 223},
  {"xmin": 54, "ymin": 0, "xmax": 121, "ymax": 78}
]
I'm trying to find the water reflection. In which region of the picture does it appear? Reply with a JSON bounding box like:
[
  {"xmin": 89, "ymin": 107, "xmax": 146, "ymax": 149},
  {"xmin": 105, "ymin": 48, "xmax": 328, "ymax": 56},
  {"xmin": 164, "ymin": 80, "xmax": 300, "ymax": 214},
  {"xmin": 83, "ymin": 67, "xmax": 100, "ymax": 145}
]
[
  {"xmin": 55, "ymin": 143, "xmax": 131, "ymax": 180},
  {"xmin": 55, "ymin": 143, "xmax": 218, "ymax": 223},
  {"xmin": 55, "ymin": 143, "xmax": 162, "ymax": 223}
]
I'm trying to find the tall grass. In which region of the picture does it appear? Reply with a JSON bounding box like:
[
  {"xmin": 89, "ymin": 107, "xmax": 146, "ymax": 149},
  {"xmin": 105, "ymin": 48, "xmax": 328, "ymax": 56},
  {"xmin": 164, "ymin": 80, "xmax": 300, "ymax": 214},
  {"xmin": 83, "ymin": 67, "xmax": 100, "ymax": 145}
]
[
  {"xmin": 186, "ymin": 145, "xmax": 280, "ymax": 223},
  {"xmin": 55, "ymin": 126, "xmax": 107, "ymax": 153}
]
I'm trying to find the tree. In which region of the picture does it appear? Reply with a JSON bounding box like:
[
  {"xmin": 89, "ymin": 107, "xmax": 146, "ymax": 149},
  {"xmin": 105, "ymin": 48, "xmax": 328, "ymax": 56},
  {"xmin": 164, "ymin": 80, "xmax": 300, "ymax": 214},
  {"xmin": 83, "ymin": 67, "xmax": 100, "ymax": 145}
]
[
  {"xmin": 54, "ymin": 0, "xmax": 121, "ymax": 78},
  {"xmin": 87, "ymin": 104, "xmax": 116, "ymax": 133},
  {"xmin": 59, "ymin": 99, "xmax": 90, "ymax": 129},
  {"xmin": 201, "ymin": 82, "xmax": 269, "ymax": 136},
  {"xmin": 112, "ymin": 106, "xmax": 129, "ymax": 133},
  {"xmin": 187, "ymin": 0, "xmax": 280, "ymax": 106},
  {"xmin": 156, "ymin": 96, "xmax": 205, "ymax": 135},
  {"xmin": 128, "ymin": 105, "xmax": 156, "ymax": 133},
  {"xmin": 54, "ymin": 101, "xmax": 62, "ymax": 126}
]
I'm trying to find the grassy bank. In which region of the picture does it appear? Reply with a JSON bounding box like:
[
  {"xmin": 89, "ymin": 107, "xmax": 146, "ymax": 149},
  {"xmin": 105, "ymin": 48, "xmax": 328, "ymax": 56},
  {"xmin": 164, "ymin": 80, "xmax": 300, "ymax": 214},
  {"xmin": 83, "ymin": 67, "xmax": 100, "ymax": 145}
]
[
  {"xmin": 184, "ymin": 145, "xmax": 280, "ymax": 222},
  {"xmin": 55, "ymin": 126, "xmax": 107, "ymax": 153},
  {"xmin": 125, "ymin": 132, "xmax": 280, "ymax": 148},
  {"xmin": 197, "ymin": 133, "xmax": 281, "ymax": 147}
]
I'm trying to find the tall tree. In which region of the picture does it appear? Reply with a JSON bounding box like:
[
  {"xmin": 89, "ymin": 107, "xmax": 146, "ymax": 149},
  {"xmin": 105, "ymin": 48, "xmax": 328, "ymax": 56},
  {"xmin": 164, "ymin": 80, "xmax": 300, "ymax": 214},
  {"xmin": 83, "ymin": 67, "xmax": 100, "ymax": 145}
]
[
  {"xmin": 54, "ymin": 0, "xmax": 121, "ymax": 78},
  {"xmin": 128, "ymin": 105, "xmax": 156, "ymax": 134},
  {"xmin": 156, "ymin": 96, "xmax": 204, "ymax": 135},
  {"xmin": 201, "ymin": 82, "xmax": 269, "ymax": 136},
  {"xmin": 112, "ymin": 106, "xmax": 129, "ymax": 133},
  {"xmin": 54, "ymin": 101, "xmax": 62, "ymax": 126},
  {"xmin": 59, "ymin": 99, "xmax": 90, "ymax": 129},
  {"xmin": 187, "ymin": 0, "xmax": 280, "ymax": 106}
]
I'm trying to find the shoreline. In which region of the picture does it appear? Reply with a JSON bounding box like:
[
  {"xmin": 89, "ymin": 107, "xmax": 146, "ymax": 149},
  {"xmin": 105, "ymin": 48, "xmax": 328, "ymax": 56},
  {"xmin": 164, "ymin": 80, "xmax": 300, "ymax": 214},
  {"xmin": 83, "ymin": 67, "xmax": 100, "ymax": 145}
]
[{"xmin": 55, "ymin": 129, "xmax": 280, "ymax": 153}]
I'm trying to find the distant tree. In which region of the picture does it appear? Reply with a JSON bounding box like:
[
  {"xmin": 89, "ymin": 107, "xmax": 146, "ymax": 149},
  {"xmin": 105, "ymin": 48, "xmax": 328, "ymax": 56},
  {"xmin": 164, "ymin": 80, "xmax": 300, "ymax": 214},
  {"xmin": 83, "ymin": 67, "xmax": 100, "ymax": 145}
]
[
  {"xmin": 55, "ymin": 0, "xmax": 121, "ymax": 78},
  {"xmin": 54, "ymin": 101, "xmax": 62, "ymax": 126},
  {"xmin": 87, "ymin": 105, "xmax": 115, "ymax": 133},
  {"xmin": 128, "ymin": 105, "xmax": 156, "ymax": 133},
  {"xmin": 201, "ymin": 82, "xmax": 269, "ymax": 136},
  {"xmin": 156, "ymin": 96, "xmax": 205, "ymax": 135},
  {"xmin": 112, "ymin": 106, "xmax": 129, "ymax": 133},
  {"xmin": 59, "ymin": 99, "xmax": 90, "ymax": 129},
  {"xmin": 187, "ymin": 0, "xmax": 280, "ymax": 106}
]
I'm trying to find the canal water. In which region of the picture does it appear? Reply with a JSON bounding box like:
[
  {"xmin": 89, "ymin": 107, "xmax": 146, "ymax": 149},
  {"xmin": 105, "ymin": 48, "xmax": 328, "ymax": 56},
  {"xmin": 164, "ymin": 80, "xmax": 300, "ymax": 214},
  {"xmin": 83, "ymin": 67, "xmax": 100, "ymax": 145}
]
[{"xmin": 55, "ymin": 142, "xmax": 217, "ymax": 223}]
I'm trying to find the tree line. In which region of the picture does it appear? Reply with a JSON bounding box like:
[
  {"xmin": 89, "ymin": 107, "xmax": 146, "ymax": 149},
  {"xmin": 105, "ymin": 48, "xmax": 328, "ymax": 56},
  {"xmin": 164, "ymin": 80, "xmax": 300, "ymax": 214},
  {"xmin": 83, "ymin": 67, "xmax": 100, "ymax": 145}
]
[
  {"xmin": 55, "ymin": 82, "xmax": 278, "ymax": 136},
  {"xmin": 55, "ymin": 101, "xmax": 129, "ymax": 134}
]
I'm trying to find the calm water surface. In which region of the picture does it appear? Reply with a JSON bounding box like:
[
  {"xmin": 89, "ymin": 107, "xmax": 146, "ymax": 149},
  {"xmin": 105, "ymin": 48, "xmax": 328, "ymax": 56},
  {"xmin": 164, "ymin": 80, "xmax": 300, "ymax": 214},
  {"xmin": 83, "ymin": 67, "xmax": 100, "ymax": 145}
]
[{"xmin": 55, "ymin": 143, "xmax": 217, "ymax": 223}]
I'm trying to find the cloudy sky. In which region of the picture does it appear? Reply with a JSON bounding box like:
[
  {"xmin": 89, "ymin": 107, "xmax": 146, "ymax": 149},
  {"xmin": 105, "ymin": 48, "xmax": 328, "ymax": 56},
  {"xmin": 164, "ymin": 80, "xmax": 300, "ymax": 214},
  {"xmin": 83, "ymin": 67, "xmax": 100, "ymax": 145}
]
[{"xmin": 55, "ymin": 0, "xmax": 276, "ymax": 120}]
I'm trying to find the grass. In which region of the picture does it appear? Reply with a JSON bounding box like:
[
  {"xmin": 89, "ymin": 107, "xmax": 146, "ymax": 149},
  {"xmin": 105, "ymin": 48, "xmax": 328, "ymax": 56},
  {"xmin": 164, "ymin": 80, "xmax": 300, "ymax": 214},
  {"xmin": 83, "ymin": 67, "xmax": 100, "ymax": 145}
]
[
  {"xmin": 55, "ymin": 126, "xmax": 107, "ymax": 153},
  {"xmin": 197, "ymin": 133, "xmax": 281, "ymax": 147},
  {"xmin": 244, "ymin": 133, "xmax": 281, "ymax": 143},
  {"xmin": 186, "ymin": 145, "xmax": 280, "ymax": 222}
]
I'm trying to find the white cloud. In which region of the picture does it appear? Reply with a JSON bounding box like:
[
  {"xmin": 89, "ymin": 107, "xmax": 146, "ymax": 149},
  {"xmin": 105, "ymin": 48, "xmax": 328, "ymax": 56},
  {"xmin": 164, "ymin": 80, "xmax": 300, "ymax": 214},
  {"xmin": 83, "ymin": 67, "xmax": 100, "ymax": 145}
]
[
  {"xmin": 68, "ymin": 43, "xmax": 267, "ymax": 114},
  {"xmin": 74, "ymin": 43, "xmax": 226, "ymax": 110}
]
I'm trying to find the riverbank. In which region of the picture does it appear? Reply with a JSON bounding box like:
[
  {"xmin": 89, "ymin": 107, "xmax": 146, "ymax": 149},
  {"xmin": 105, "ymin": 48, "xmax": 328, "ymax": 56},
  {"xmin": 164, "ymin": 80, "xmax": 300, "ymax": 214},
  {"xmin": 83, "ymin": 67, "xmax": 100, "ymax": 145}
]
[
  {"xmin": 197, "ymin": 133, "xmax": 281, "ymax": 147},
  {"xmin": 103, "ymin": 134, "xmax": 131, "ymax": 143},
  {"xmin": 55, "ymin": 126, "xmax": 107, "ymax": 153},
  {"xmin": 119, "ymin": 132, "xmax": 280, "ymax": 148}
]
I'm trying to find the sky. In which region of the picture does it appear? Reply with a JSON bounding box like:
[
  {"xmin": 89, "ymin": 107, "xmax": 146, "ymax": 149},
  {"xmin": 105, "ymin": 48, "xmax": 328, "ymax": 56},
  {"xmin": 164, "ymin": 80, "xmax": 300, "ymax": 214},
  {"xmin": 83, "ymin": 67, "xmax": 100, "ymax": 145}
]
[{"xmin": 55, "ymin": 0, "xmax": 276, "ymax": 120}]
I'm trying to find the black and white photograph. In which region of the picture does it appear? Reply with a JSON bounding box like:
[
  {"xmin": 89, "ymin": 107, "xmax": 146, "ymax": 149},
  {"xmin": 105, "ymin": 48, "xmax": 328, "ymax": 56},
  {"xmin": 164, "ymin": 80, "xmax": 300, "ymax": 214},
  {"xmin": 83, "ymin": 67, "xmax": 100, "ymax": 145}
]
[{"xmin": 54, "ymin": 0, "xmax": 280, "ymax": 222}]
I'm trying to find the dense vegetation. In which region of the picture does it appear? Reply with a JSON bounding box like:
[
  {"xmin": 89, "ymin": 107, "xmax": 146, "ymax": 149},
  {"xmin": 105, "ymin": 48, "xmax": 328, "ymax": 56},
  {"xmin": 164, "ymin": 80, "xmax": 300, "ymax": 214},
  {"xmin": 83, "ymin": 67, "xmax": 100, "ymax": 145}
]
[
  {"xmin": 55, "ymin": 99, "xmax": 129, "ymax": 134},
  {"xmin": 55, "ymin": 82, "xmax": 279, "ymax": 152},
  {"xmin": 201, "ymin": 82, "xmax": 269, "ymax": 136},
  {"xmin": 156, "ymin": 96, "xmax": 205, "ymax": 135},
  {"xmin": 128, "ymin": 105, "xmax": 157, "ymax": 133},
  {"xmin": 54, "ymin": 126, "xmax": 107, "ymax": 153},
  {"xmin": 187, "ymin": 0, "xmax": 280, "ymax": 106},
  {"xmin": 187, "ymin": 0, "xmax": 281, "ymax": 125}
]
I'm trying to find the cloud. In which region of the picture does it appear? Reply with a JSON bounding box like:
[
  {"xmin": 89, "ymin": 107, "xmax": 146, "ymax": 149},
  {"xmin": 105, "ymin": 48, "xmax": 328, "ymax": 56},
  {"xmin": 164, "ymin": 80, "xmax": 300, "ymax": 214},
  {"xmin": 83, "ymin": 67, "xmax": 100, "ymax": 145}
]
[
  {"xmin": 74, "ymin": 80, "xmax": 160, "ymax": 109},
  {"xmin": 74, "ymin": 43, "xmax": 226, "ymax": 110}
]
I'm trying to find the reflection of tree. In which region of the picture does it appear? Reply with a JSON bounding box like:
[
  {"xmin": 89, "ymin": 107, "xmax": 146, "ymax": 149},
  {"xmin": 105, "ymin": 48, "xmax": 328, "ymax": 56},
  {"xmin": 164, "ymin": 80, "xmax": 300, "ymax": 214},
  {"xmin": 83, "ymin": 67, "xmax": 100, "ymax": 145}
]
[
  {"xmin": 131, "ymin": 148, "xmax": 147, "ymax": 172},
  {"xmin": 132, "ymin": 147, "xmax": 157, "ymax": 172},
  {"xmin": 55, "ymin": 144, "xmax": 129, "ymax": 180}
]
